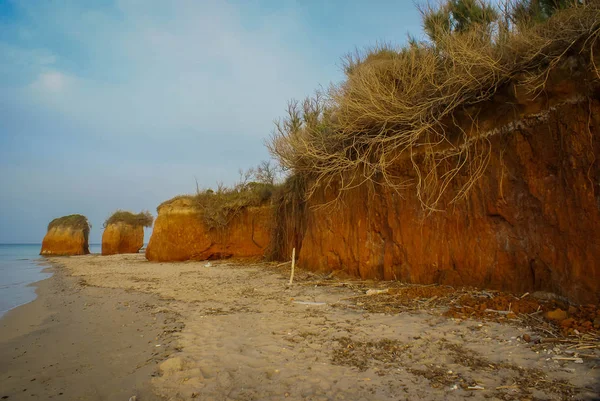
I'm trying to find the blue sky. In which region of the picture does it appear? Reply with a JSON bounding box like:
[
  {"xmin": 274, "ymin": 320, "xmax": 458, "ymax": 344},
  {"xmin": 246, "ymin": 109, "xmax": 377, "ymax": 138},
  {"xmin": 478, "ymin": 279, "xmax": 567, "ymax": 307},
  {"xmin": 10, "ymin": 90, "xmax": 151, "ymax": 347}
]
[{"xmin": 0, "ymin": 0, "xmax": 423, "ymax": 244}]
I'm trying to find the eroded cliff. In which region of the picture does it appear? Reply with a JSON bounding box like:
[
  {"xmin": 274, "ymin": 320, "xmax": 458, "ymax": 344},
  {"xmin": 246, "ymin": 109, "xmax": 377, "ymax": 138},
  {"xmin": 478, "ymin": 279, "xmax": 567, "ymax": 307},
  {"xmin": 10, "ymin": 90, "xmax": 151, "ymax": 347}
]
[
  {"xmin": 146, "ymin": 197, "xmax": 272, "ymax": 262},
  {"xmin": 297, "ymin": 77, "xmax": 600, "ymax": 304}
]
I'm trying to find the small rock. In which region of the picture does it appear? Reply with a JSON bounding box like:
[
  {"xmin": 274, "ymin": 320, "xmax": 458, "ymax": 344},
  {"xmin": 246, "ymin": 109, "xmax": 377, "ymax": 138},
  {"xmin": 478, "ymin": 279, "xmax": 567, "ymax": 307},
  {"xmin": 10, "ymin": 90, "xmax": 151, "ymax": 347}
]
[
  {"xmin": 560, "ymin": 318, "xmax": 575, "ymax": 327},
  {"xmin": 467, "ymin": 385, "xmax": 485, "ymax": 390},
  {"xmin": 366, "ymin": 289, "xmax": 389, "ymax": 295},
  {"xmin": 523, "ymin": 334, "xmax": 531, "ymax": 342},
  {"xmin": 545, "ymin": 308, "xmax": 568, "ymax": 321}
]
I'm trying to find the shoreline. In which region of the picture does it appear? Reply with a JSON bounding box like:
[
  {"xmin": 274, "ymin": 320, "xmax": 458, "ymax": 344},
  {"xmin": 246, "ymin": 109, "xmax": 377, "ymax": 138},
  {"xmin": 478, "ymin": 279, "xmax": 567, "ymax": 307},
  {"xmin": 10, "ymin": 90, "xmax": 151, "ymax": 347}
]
[
  {"xmin": 0, "ymin": 266, "xmax": 50, "ymax": 320},
  {"xmin": 0, "ymin": 244, "xmax": 102, "ymax": 318},
  {"xmin": 0, "ymin": 259, "xmax": 182, "ymax": 400},
  {"xmin": 0, "ymin": 270, "xmax": 53, "ymax": 342},
  {"xmin": 0, "ymin": 253, "xmax": 53, "ymax": 319}
]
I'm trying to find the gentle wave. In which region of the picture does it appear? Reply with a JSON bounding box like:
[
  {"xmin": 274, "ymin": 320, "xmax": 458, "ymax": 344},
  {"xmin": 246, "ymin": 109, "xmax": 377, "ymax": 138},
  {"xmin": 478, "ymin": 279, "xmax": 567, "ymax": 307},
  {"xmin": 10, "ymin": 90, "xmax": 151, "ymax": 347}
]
[{"xmin": 0, "ymin": 244, "xmax": 53, "ymax": 317}]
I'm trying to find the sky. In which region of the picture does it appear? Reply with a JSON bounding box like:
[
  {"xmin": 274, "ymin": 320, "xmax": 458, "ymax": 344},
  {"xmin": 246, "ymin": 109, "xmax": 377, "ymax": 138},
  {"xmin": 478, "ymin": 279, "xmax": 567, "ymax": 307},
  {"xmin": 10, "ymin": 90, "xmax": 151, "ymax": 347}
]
[{"xmin": 0, "ymin": 0, "xmax": 423, "ymax": 244}]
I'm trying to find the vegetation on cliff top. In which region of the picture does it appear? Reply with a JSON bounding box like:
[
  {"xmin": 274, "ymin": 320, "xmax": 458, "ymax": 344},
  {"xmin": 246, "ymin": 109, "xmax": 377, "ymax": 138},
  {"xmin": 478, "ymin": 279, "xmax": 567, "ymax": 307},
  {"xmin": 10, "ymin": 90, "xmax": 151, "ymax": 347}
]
[
  {"xmin": 269, "ymin": 0, "xmax": 600, "ymax": 208},
  {"xmin": 104, "ymin": 210, "xmax": 154, "ymax": 228},
  {"xmin": 159, "ymin": 161, "xmax": 281, "ymax": 229},
  {"xmin": 47, "ymin": 214, "xmax": 91, "ymax": 235}
]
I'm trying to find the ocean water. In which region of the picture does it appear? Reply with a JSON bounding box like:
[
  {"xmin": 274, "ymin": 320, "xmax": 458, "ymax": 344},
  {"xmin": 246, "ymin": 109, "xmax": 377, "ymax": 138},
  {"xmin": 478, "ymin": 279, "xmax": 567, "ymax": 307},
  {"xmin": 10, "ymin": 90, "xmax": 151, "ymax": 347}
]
[{"xmin": 0, "ymin": 243, "xmax": 101, "ymax": 317}]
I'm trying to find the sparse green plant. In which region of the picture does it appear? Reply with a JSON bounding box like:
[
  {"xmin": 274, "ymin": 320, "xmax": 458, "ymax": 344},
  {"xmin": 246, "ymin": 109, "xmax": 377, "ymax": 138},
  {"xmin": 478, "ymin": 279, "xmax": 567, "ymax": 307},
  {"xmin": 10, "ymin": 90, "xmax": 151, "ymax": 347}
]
[
  {"xmin": 103, "ymin": 210, "xmax": 154, "ymax": 228},
  {"xmin": 509, "ymin": 0, "xmax": 583, "ymax": 26}
]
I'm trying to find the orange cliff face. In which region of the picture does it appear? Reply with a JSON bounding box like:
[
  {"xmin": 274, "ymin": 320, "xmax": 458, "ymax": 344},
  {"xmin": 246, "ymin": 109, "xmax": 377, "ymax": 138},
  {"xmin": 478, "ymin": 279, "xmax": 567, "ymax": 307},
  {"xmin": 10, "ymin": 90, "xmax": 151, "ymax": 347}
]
[
  {"xmin": 101, "ymin": 223, "xmax": 144, "ymax": 255},
  {"xmin": 297, "ymin": 87, "xmax": 600, "ymax": 304},
  {"xmin": 40, "ymin": 227, "xmax": 90, "ymax": 256},
  {"xmin": 145, "ymin": 198, "xmax": 272, "ymax": 262}
]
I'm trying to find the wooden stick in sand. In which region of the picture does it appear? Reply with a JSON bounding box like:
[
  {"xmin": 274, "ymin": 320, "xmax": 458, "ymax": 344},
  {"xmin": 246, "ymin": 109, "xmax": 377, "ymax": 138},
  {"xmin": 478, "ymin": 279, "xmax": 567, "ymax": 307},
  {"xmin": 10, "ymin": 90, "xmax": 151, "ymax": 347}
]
[{"xmin": 288, "ymin": 248, "xmax": 296, "ymax": 286}]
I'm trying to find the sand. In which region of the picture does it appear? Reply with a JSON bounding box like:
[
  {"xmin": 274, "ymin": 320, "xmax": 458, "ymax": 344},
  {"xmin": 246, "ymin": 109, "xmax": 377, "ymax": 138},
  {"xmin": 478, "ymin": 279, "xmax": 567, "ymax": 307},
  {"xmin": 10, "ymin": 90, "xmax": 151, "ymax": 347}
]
[
  {"xmin": 0, "ymin": 263, "xmax": 181, "ymax": 400},
  {"xmin": 1, "ymin": 254, "xmax": 599, "ymax": 400}
]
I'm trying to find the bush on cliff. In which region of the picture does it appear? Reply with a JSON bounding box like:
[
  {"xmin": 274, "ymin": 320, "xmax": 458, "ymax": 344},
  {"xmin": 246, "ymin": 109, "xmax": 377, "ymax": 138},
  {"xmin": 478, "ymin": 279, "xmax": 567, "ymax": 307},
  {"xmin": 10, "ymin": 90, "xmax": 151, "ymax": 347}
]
[
  {"xmin": 159, "ymin": 162, "xmax": 280, "ymax": 229},
  {"xmin": 268, "ymin": 0, "xmax": 599, "ymax": 208},
  {"xmin": 103, "ymin": 210, "xmax": 154, "ymax": 228},
  {"xmin": 48, "ymin": 214, "xmax": 91, "ymax": 236},
  {"xmin": 194, "ymin": 182, "xmax": 275, "ymax": 229}
]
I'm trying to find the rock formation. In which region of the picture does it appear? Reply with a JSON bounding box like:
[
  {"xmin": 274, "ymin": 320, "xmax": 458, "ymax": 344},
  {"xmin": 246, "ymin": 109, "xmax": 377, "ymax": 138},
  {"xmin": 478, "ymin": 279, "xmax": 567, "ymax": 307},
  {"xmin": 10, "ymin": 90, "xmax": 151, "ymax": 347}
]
[
  {"xmin": 146, "ymin": 197, "xmax": 272, "ymax": 262},
  {"xmin": 40, "ymin": 214, "xmax": 90, "ymax": 256},
  {"xmin": 102, "ymin": 223, "xmax": 144, "ymax": 255},
  {"xmin": 101, "ymin": 210, "xmax": 152, "ymax": 255}
]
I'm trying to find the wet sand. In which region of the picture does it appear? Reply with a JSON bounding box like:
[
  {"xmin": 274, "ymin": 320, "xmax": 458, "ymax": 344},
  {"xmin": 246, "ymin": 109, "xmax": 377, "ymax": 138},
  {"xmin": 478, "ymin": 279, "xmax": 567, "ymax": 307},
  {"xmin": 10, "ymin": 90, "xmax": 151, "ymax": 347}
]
[
  {"xmin": 1, "ymin": 254, "xmax": 599, "ymax": 400},
  {"xmin": 0, "ymin": 265, "xmax": 181, "ymax": 400}
]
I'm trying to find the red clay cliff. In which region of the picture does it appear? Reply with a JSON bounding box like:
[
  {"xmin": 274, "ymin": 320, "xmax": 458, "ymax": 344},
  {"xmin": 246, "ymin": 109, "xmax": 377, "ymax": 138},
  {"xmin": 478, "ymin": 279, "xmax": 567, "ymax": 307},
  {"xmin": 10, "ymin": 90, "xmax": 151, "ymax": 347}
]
[
  {"xmin": 296, "ymin": 70, "xmax": 600, "ymax": 304},
  {"xmin": 146, "ymin": 197, "xmax": 272, "ymax": 262}
]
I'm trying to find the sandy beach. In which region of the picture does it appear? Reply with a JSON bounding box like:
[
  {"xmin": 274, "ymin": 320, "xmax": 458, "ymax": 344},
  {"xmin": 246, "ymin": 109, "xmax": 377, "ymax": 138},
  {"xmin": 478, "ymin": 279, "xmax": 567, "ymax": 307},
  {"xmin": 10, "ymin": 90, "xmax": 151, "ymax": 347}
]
[
  {"xmin": 1, "ymin": 254, "xmax": 598, "ymax": 400},
  {"xmin": 0, "ymin": 261, "xmax": 181, "ymax": 400}
]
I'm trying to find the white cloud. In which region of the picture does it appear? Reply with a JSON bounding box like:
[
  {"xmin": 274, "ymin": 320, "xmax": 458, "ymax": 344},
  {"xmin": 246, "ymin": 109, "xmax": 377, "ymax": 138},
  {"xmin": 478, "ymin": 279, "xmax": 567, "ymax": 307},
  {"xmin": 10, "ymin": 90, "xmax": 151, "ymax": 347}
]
[{"xmin": 33, "ymin": 71, "xmax": 67, "ymax": 92}]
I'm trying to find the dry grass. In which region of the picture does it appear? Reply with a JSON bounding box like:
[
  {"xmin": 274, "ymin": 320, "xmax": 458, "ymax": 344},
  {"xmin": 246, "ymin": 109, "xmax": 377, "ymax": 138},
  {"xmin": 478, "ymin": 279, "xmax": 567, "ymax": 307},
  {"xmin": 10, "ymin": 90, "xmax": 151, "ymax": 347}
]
[
  {"xmin": 47, "ymin": 214, "xmax": 90, "ymax": 235},
  {"xmin": 268, "ymin": 1, "xmax": 600, "ymax": 209},
  {"xmin": 157, "ymin": 162, "xmax": 283, "ymax": 230},
  {"xmin": 104, "ymin": 210, "xmax": 154, "ymax": 228},
  {"xmin": 158, "ymin": 182, "xmax": 276, "ymax": 229}
]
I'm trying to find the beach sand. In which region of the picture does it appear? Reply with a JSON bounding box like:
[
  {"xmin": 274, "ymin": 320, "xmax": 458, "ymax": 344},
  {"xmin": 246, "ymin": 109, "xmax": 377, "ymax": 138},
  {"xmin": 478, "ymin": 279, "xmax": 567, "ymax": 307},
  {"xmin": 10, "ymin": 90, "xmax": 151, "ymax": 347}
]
[
  {"xmin": 0, "ymin": 263, "xmax": 181, "ymax": 400},
  {"xmin": 1, "ymin": 254, "xmax": 598, "ymax": 400}
]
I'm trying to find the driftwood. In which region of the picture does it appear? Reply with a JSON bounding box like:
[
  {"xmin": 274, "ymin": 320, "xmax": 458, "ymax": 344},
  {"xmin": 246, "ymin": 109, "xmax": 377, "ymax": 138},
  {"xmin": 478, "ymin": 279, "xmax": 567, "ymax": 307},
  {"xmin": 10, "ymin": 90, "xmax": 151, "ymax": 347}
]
[{"xmin": 288, "ymin": 248, "xmax": 296, "ymax": 286}]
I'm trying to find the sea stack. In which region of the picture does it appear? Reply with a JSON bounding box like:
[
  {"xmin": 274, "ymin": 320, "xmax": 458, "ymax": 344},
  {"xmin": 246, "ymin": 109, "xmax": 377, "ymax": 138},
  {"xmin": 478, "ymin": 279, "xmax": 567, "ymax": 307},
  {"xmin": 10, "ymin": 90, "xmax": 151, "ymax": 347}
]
[
  {"xmin": 101, "ymin": 210, "xmax": 153, "ymax": 255},
  {"xmin": 40, "ymin": 214, "xmax": 91, "ymax": 256}
]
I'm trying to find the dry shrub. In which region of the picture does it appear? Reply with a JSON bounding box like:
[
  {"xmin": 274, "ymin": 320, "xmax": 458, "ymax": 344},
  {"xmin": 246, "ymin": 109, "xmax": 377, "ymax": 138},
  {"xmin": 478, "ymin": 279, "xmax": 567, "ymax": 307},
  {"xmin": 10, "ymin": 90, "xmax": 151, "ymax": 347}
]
[
  {"xmin": 158, "ymin": 184, "xmax": 275, "ymax": 229},
  {"xmin": 47, "ymin": 214, "xmax": 90, "ymax": 236},
  {"xmin": 158, "ymin": 164, "xmax": 279, "ymax": 230},
  {"xmin": 269, "ymin": 1, "xmax": 600, "ymax": 209},
  {"xmin": 103, "ymin": 210, "xmax": 154, "ymax": 228},
  {"xmin": 194, "ymin": 183, "xmax": 275, "ymax": 229}
]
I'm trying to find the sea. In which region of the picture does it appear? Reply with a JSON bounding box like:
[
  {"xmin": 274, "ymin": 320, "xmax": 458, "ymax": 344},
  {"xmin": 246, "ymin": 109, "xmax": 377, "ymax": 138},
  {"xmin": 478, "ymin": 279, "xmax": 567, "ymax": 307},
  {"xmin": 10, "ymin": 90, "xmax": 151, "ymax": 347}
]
[{"xmin": 0, "ymin": 243, "xmax": 101, "ymax": 318}]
